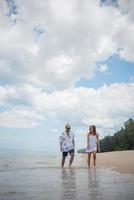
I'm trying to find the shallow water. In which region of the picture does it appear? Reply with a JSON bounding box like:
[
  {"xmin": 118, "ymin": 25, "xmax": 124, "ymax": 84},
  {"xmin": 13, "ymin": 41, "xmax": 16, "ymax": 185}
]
[{"xmin": 0, "ymin": 149, "xmax": 134, "ymax": 200}]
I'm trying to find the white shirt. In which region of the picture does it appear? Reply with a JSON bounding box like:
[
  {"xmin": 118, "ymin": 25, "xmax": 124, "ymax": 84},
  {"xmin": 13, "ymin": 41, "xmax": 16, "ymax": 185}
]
[{"xmin": 60, "ymin": 131, "xmax": 75, "ymax": 152}]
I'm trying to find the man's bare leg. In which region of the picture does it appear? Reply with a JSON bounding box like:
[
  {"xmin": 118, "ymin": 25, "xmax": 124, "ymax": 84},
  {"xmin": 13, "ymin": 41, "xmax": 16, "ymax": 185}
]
[
  {"xmin": 61, "ymin": 156, "xmax": 66, "ymax": 168},
  {"xmin": 69, "ymin": 153, "xmax": 74, "ymax": 167}
]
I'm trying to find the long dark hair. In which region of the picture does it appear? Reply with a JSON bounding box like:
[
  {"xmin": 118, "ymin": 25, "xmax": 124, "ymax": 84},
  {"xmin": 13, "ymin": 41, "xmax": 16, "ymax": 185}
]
[{"xmin": 89, "ymin": 125, "xmax": 96, "ymax": 135}]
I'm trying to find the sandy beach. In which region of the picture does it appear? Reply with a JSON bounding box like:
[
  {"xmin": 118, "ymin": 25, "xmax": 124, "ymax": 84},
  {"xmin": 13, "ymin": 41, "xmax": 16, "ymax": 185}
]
[
  {"xmin": 0, "ymin": 149, "xmax": 134, "ymax": 200},
  {"xmin": 80, "ymin": 150, "xmax": 134, "ymax": 174}
]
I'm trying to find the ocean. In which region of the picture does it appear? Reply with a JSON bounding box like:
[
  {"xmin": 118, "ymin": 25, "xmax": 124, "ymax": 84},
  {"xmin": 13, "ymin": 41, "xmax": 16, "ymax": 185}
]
[{"xmin": 0, "ymin": 149, "xmax": 134, "ymax": 200}]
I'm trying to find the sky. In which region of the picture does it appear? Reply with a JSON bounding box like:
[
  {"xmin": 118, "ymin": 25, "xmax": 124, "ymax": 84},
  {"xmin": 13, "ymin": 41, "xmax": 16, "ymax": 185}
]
[{"xmin": 0, "ymin": 0, "xmax": 134, "ymax": 154}]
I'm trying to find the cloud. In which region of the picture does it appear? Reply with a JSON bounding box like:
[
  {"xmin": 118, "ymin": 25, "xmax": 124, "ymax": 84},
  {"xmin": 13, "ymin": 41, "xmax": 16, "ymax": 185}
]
[
  {"xmin": 0, "ymin": 0, "xmax": 134, "ymax": 138},
  {"xmin": 0, "ymin": 0, "xmax": 134, "ymax": 89},
  {"xmin": 0, "ymin": 85, "xmax": 16, "ymax": 106},
  {"xmin": 98, "ymin": 64, "xmax": 109, "ymax": 74},
  {"xmin": 0, "ymin": 106, "xmax": 44, "ymax": 128},
  {"xmin": 0, "ymin": 83, "xmax": 134, "ymax": 136},
  {"xmin": 118, "ymin": 0, "xmax": 134, "ymax": 21}
]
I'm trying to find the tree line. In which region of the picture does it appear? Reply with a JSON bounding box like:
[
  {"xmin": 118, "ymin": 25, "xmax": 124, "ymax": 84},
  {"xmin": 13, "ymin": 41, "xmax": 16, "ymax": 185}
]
[
  {"xmin": 77, "ymin": 118, "xmax": 134, "ymax": 153},
  {"xmin": 100, "ymin": 118, "xmax": 134, "ymax": 152}
]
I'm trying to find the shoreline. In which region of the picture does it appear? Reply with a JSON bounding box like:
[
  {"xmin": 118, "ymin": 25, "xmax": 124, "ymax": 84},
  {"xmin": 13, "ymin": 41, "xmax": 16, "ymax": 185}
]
[{"xmin": 78, "ymin": 150, "xmax": 134, "ymax": 174}]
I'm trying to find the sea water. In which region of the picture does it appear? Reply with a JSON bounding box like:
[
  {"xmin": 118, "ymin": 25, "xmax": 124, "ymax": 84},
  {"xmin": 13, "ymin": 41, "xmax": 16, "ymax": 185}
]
[{"xmin": 0, "ymin": 149, "xmax": 134, "ymax": 200}]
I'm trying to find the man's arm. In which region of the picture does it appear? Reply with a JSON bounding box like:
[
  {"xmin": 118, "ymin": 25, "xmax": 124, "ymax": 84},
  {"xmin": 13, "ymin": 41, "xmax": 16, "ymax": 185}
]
[
  {"xmin": 72, "ymin": 138, "xmax": 75, "ymax": 148},
  {"xmin": 60, "ymin": 136, "xmax": 63, "ymax": 151}
]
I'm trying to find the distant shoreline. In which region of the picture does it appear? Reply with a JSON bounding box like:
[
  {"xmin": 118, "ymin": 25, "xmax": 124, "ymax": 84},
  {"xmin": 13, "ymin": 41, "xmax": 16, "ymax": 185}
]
[{"xmin": 79, "ymin": 150, "xmax": 134, "ymax": 174}]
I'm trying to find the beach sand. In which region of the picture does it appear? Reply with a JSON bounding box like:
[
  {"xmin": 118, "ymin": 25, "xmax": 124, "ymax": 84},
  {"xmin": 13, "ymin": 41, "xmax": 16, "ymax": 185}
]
[
  {"xmin": 0, "ymin": 149, "xmax": 134, "ymax": 200},
  {"xmin": 79, "ymin": 150, "xmax": 134, "ymax": 174}
]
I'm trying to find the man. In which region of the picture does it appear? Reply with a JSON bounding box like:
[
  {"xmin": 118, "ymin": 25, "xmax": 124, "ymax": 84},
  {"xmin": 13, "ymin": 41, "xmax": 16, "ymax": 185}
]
[{"xmin": 60, "ymin": 123, "xmax": 75, "ymax": 168}]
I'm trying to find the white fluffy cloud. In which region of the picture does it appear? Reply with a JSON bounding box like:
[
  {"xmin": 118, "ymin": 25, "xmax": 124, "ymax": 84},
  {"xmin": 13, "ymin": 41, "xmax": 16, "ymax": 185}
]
[
  {"xmin": 0, "ymin": 107, "xmax": 44, "ymax": 128},
  {"xmin": 0, "ymin": 85, "xmax": 16, "ymax": 106},
  {"xmin": 0, "ymin": 0, "xmax": 134, "ymax": 137},
  {"xmin": 98, "ymin": 64, "xmax": 109, "ymax": 74},
  {"xmin": 118, "ymin": 0, "xmax": 134, "ymax": 20},
  {"xmin": 0, "ymin": 0, "xmax": 134, "ymax": 89},
  {"xmin": 0, "ymin": 83, "xmax": 134, "ymax": 135}
]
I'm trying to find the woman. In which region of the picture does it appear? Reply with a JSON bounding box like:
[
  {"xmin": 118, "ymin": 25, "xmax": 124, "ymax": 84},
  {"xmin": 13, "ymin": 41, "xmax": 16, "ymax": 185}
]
[{"xmin": 86, "ymin": 125, "xmax": 100, "ymax": 168}]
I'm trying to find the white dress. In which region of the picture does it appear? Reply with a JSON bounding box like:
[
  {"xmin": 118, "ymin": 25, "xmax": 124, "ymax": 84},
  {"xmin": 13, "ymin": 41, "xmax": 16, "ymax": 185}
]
[{"xmin": 86, "ymin": 135, "xmax": 97, "ymax": 153}]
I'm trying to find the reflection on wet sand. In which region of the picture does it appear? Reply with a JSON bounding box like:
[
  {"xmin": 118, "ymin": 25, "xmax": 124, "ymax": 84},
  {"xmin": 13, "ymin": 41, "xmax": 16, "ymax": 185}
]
[
  {"xmin": 60, "ymin": 168, "xmax": 102, "ymax": 200},
  {"xmin": 60, "ymin": 167, "xmax": 134, "ymax": 200},
  {"xmin": 61, "ymin": 168, "xmax": 77, "ymax": 200},
  {"xmin": 0, "ymin": 150, "xmax": 134, "ymax": 200},
  {"xmin": 87, "ymin": 169, "xmax": 102, "ymax": 200}
]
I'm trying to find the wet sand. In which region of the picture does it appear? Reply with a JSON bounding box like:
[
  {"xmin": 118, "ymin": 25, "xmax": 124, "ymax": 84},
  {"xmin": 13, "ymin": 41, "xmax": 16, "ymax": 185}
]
[
  {"xmin": 79, "ymin": 150, "xmax": 134, "ymax": 174},
  {"xmin": 0, "ymin": 149, "xmax": 134, "ymax": 200}
]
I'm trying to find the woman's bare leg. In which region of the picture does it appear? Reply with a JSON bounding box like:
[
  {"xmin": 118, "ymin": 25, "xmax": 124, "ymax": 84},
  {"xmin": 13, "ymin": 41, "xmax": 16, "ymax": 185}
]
[
  {"xmin": 93, "ymin": 152, "xmax": 96, "ymax": 166},
  {"xmin": 87, "ymin": 153, "xmax": 91, "ymax": 168}
]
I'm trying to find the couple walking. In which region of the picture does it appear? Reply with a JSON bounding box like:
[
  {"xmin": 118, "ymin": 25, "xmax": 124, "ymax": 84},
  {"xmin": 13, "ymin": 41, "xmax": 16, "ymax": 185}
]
[{"xmin": 60, "ymin": 123, "xmax": 100, "ymax": 168}]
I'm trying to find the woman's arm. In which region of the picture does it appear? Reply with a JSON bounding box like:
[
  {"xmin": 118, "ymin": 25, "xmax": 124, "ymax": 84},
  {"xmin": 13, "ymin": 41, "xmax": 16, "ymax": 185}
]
[
  {"xmin": 87, "ymin": 132, "xmax": 89, "ymax": 149},
  {"xmin": 96, "ymin": 133, "xmax": 100, "ymax": 152}
]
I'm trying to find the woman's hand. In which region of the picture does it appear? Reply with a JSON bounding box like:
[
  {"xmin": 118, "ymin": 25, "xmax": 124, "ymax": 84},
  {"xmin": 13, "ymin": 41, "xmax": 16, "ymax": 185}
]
[{"xmin": 97, "ymin": 146, "xmax": 100, "ymax": 153}]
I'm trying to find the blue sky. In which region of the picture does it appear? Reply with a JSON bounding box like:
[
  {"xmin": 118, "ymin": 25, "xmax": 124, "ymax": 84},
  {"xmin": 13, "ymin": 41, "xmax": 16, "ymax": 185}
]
[
  {"xmin": 0, "ymin": 0, "xmax": 134, "ymax": 154},
  {"xmin": 76, "ymin": 55, "xmax": 134, "ymax": 88}
]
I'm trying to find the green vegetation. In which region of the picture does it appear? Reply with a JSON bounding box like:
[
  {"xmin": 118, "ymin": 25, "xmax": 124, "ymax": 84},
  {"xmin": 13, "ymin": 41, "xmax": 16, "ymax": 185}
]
[
  {"xmin": 100, "ymin": 118, "xmax": 134, "ymax": 152},
  {"xmin": 77, "ymin": 148, "xmax": 86, "ymax": 153},
  {"xmin": 77, "ymin": 119, "xmax": 134, "ymax": 153}
]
